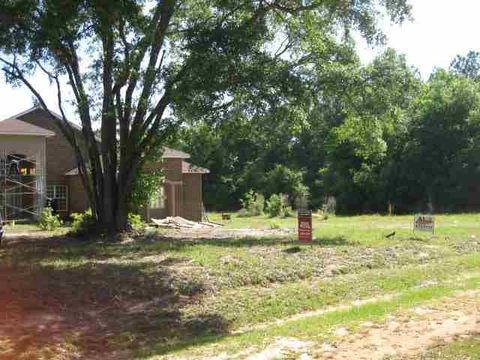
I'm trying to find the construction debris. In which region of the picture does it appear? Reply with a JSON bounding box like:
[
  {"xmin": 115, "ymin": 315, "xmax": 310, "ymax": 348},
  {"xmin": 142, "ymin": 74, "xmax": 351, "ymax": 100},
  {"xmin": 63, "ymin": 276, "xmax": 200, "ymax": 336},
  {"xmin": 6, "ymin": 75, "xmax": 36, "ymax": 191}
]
[{"xmin": 151, "ymin": 216, "xmax": 222, "ymax": 229}]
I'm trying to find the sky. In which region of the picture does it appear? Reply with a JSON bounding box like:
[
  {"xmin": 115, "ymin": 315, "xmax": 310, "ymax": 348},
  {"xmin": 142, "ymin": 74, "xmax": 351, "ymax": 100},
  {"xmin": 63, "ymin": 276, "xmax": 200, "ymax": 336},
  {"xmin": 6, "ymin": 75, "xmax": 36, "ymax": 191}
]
[
  {"xmin": 1, "ymin": 0, "xmax": 480, "ymax": 120},
  {"xmin": 356, "ymin": 0, "xmax": 480, "ymax": 75}
]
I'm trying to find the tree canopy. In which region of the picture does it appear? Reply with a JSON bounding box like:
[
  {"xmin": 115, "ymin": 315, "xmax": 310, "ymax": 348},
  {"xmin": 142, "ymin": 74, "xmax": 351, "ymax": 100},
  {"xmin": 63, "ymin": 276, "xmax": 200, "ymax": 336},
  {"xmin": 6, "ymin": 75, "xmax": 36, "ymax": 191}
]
[
  {"xmin": 0, "ymin": 0, "xmax": 412, "ymax": 230},
  {"xmin": 175, "ymin": 46, "xmax": 480, "ymax": 215}
]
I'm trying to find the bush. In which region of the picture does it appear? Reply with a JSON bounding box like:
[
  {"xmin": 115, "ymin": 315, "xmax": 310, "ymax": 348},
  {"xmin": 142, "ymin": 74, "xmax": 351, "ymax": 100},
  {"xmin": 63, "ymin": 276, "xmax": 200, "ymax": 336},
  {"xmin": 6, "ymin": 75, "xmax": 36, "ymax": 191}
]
[
  {"xmin": 269, "ymin": 220, "xmax": 282, "ymax": 229},
  {"xmin": 38, "ymin": 207, "xmax": 62, "ymax": 231},
  {"xmin": 321, "ymin": 196, "xmax": 337, "ymax": 214},
  {"xmin": 239, "ymin": 190, "xmax": 264, "ymax": 217},
  {"xmin": 266, "ymin": 194, "xmax": 284, "ymax": 217},
  {"xmin": 266, "ymin": 193, "xmax": 291, "ymax": 218},
  {"xmin": 283, "ymin": 206, "xmax": 294, "ymax": 217},
  {"xmin": 238, "ymin": 208, "xmax": 248, "ymax": 217},
  {"xmin": 127, "ymin": 213, "xmax": 145, "ymax": 231},
  {"xmin": 70, "ymin": 209, "xmax": 96, "ymax": 235}
]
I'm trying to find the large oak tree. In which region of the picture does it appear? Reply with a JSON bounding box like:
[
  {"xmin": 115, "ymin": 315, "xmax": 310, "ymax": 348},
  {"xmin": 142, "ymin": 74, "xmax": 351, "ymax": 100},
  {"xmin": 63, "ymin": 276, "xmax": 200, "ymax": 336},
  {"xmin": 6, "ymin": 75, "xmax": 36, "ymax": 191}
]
[{"xmin": 0, "ymin": 0, "xmax": 410, "ymax": 232}]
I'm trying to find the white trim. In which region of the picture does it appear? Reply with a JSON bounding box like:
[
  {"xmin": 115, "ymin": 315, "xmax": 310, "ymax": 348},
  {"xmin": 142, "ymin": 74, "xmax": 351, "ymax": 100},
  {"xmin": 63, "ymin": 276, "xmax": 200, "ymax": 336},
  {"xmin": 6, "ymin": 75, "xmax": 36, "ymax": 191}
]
[
  {"xmin": 46, "ymin": 184, "xmax": 69, "ymax": 212},
  {"xmin": 0, "ymin": 131, "xmax": 54, "ymax": 137}
]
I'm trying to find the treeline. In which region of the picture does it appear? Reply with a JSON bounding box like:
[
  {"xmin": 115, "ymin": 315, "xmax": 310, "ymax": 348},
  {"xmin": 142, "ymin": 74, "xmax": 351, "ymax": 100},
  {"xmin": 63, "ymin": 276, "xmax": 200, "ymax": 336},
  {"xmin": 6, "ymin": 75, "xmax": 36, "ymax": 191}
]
[{"xmin": 172, "ymin": 50, "xmax": 480, "ymax": 214}]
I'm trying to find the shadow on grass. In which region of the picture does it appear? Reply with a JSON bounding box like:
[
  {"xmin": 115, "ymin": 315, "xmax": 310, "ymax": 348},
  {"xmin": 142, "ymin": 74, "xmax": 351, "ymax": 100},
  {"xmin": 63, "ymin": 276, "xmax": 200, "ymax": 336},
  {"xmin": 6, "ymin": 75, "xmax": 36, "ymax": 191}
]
[
  {"xmin": 148, "ymin": 234, "xmax": 354, "ymax": 249},
  {"xmin": 0, "ymin": 233, "xmax": 356, "ymax": 269},
  {"xmin": 0, "ymin": 238, "xmax": 233, "ymax": 359},
  {"xmin": 0, "ymin": 231, "xmax": 359, "ymax": 358}
]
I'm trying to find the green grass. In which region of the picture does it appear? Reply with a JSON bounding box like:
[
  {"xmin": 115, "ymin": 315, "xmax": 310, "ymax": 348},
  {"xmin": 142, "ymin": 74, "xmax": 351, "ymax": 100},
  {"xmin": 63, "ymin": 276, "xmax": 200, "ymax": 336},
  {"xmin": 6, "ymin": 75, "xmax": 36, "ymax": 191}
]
[
  {"xmin": 415, "ymin": 336, "xmax": 480, "ymax": 359},
  {"xmin": 142, "ymin": 276, "xmax": 480, "ymax": 358},
  {"xmin": 209, "ymin": 212, "xmax": 480, "ymax": 246},
  {"xmin": 3, "ymin": 222, "xmax": 71, "ymax": 234},
  {"xmin": 1, "ymin": 213, "xmax": 480, "ymax": 359},
  {"xmin": 181, "ymin": 252, "xmax": 480, "ymax": 329}
]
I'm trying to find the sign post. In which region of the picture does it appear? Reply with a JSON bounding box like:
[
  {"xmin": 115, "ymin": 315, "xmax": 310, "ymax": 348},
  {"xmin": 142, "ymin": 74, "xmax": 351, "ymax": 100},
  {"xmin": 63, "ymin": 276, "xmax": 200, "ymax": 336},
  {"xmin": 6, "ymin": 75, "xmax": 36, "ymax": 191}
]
[
  {"xmin": 298, "ymin": 209, "xmax": 312, "ymax": 243},
  {"xmin": 413, "ymin": 215, "xmax": 435, "ymax": 234}
]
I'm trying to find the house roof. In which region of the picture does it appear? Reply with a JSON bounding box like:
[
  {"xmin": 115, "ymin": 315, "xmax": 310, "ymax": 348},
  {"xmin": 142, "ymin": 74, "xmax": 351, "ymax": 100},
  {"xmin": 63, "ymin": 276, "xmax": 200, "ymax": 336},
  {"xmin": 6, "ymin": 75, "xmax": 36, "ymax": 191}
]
[
  {"xmin": 6, "ymin": 106, "xmax": 191, "ymax": 159},
  {"xmin": 182, "ymin": 161, "xmax": 210, "ymax": 174},
  {"xmin": 0, "ymin": 118, "xmax": 55, "ymax": 137},
  {"xmin": 65, "ymin": 160, "xmax": 209, "ymax": 177},
  {"xmin": 64, "ymin": 168, "xmax": 79, "ymax": 176},
  {"xmin": 163, "ymin": 147, "xmax": 190, "ymax": 159}
]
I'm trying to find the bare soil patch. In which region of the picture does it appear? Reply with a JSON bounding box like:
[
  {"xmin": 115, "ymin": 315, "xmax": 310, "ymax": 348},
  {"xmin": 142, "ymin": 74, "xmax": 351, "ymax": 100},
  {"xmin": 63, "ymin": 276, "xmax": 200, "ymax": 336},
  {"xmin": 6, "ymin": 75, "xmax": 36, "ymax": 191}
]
[
  {"xmin": 162, "ymin": 227, "xmax": 292, "ymax": 240},
  {"xmin": 311, "ymin": 290, "xmax": 480, "ymax": 360}
]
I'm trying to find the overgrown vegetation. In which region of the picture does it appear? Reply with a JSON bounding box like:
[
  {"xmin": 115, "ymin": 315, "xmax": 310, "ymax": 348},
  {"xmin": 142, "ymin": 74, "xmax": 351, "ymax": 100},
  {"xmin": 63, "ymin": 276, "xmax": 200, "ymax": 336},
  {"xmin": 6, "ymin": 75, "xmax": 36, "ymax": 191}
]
[
  {"xmin": 70, "ymin": 210, "xmax": 95, "ymax": 236},
  {"xmin": 239, "ymin": 190, "xmax": 265, "ymax": 217},
  {"xmin": 37, "ymin": 207, "xmax": 62, "ymax": 231},
  {"xmin": 264, "ymin": 193, "xmax": 293, "ymax": 218}
]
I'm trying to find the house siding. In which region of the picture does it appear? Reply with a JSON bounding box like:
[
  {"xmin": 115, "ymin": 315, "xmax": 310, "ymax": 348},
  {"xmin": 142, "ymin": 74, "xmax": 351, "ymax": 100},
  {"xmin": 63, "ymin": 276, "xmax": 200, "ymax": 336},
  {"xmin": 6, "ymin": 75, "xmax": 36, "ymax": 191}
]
[
  {"xmin": 17, "ymin": 109, "xmax": 79, "ymax": 183},
  {"xmin": 183, "ymin": 173, "xmax": 203, "ymax": 221}
]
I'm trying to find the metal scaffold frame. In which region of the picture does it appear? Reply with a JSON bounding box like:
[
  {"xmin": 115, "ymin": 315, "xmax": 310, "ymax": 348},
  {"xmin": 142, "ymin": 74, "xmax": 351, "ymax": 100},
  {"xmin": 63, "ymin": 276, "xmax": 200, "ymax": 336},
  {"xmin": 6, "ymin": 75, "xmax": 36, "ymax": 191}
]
[{"xmin": 0, "ymin": 150, "xmax": 46, "ymax": 221}]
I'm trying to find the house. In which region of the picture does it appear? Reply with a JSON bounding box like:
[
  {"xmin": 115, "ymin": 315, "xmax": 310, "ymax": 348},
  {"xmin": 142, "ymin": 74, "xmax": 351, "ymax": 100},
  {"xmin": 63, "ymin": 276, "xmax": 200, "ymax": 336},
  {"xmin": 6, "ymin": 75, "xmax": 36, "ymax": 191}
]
[{"xmin": 0, "ymin": 106, "xmax": 209, "ymax": 222}]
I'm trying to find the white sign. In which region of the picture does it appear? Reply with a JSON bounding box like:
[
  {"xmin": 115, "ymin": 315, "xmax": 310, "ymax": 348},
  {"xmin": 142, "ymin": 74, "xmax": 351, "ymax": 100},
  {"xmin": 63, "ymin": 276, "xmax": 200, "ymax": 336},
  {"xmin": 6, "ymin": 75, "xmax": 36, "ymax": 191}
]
[{"xmin": 414, "ymin": 215, "xmax": 435, "ymax": 233}]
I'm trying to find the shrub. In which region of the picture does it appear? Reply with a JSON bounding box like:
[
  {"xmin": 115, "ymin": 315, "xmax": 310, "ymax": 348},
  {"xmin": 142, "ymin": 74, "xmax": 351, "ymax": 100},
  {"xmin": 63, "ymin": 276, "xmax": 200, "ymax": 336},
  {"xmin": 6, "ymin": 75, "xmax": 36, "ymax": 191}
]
[
  {"xmin": 283, "ymin": 206, "xmax": 294, "ymax": 217},
  {"xmin": 266, "ymin": 193, "xmax": 291, "ymax": 218},
  {"xmin": 70, "ymin": 209, "xmax": 96, "ymax": 235},
  {"xmin": 239, "ymin": 190, "xmax": 264, "ymax": 216},
  {"xmin": 127, "ymin": 213, "xmax": 145, "ymax": 231},
  {"xmin": 266, "ymin": 194, "xmax": 284, "ymax": 217},
  {"xmin": 269, "ymin": 220, "xmax": 282, "ymax": 229},
  {"xmin": 321, "ymin": 196, "xmax": 337, "ymax": 214},
  {"xmin": 238, "ymin": 208, "xmax": 248, "ymax": 217},
  {"xmin": 38, "ymin": 207, "xmax": 62, "ymax": 231},
  {"xmin": 131, "ymin": 169, "xmax": 164, "ymax": 210}
]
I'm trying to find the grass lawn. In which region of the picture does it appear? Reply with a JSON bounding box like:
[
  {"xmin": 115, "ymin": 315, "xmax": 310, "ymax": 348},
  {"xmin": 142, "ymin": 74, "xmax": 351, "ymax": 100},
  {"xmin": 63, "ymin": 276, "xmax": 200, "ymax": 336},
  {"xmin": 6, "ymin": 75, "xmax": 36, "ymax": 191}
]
[
  {"xmin": 1, "ymin": 213, "xmax": 480, "ymax": 359},
  {"xmin": 209, "ymin": 212, "xmax": 480, "ymax": 246},
  {"xmin": 2, "ymin": 222, "xmax": 71, "ymax": 234},
  {"xmin": 415, "ymin": 336, "xmax": 480, "ymax": 359}
]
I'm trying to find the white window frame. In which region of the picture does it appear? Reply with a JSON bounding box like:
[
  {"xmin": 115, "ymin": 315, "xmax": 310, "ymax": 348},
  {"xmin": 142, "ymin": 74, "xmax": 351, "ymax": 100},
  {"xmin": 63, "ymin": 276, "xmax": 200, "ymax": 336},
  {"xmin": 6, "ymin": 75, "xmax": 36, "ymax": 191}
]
[{"xmin": 46, "ymin": 185, "xmax": 68, "ymax": 212}]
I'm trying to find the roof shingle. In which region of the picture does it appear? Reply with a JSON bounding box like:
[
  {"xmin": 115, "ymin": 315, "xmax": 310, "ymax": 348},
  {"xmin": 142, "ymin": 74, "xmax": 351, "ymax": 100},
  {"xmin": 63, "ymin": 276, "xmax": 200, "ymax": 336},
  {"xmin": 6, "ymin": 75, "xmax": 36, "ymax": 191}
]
[{"xmin": 182, "ymin": 161, "xmax": 210, "ymax": 174}]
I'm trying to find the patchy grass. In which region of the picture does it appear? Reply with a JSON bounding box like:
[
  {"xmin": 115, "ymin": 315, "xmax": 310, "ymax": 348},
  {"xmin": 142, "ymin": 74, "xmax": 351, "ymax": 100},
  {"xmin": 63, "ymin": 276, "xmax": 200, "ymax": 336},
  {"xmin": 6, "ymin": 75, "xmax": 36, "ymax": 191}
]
[
  {"xmin": 415, "ymin": 336, "xmax": 480, "ymax": 359},
  {"xmin": 0, "ymin": 214, "xmax": 480, "ymax": 359},
  {"xmin": 145, "ymin": 277, "xmax": 480, "ymax": 358},
  {"xmin": 182, "ymin": 253, "xmax": 480, "ymax": 330}
]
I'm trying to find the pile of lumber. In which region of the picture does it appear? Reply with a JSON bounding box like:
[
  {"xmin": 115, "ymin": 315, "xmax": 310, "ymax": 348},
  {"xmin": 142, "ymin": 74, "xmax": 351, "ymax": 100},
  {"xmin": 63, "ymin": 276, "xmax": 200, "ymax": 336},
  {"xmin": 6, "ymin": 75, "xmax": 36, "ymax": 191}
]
[{"xmin": 151, "ymin": 216, "xmax": 221, "ymax": 229}]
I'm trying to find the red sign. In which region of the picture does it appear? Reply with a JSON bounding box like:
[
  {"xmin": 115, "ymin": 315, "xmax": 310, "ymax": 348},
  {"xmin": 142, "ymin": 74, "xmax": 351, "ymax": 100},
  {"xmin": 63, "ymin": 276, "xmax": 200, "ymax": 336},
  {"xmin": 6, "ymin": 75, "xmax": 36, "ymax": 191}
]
[{"xmin": 298, "ymin": 210, "xmax": 312, "ymax": 243}]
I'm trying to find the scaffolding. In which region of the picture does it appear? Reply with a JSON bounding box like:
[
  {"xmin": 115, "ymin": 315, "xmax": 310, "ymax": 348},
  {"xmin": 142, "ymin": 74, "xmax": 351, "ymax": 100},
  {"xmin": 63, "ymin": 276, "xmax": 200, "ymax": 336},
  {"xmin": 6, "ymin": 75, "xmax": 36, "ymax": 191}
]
[{"xmin": 0, "ymin": 150, "xmax": 46, "ymax": 221}]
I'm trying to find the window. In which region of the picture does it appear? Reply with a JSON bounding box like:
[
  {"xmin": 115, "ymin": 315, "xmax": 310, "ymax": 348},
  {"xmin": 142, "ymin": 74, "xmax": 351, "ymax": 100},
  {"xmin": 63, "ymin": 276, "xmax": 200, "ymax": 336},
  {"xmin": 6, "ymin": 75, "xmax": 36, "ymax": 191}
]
[
  {"xmin": 150, "ymin": 187, "xmax": 165, "ymax": 209},
  {"xmin": 46, "ymin": 185, "xmax": 68, "ymax": 212}
]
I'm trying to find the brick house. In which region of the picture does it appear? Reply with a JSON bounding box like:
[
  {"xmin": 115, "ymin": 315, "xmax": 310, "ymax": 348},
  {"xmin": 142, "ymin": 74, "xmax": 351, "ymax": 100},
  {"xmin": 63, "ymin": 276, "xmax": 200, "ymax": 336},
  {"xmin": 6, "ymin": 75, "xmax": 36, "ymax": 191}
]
[{"xmin": 0, "ymin": 106, "xmax": 208, "ymax": 222}]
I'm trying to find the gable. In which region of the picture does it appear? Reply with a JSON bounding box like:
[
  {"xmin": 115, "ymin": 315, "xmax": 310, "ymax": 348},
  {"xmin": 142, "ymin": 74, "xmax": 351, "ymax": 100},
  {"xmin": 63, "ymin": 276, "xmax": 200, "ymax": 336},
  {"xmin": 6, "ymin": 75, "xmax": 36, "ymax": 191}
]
[{"xmin": 0, "ymin": 118, "xmax": 55, "ymax": 137}]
